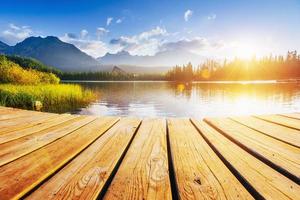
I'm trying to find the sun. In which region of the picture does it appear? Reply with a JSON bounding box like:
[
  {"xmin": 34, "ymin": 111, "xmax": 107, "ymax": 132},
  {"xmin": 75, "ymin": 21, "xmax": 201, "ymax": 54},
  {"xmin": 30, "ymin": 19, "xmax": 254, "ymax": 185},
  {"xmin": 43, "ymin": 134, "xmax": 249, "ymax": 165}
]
[{"xmin": 234, "ymin": 41, "xmax": 258, "ymax": 59}]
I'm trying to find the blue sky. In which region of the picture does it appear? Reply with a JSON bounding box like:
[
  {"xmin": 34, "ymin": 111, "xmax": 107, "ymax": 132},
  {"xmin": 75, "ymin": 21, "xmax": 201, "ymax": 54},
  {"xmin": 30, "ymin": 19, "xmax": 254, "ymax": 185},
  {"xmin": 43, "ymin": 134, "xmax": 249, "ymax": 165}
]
[{"xmin": 0, "ymin": 0, "xmax": 299, "ymax": 59}]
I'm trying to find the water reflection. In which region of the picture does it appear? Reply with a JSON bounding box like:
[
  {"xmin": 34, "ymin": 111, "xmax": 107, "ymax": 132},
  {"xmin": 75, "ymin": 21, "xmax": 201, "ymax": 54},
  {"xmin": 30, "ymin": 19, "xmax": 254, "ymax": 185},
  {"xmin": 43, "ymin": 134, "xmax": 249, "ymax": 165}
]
[{"xmin": 73, "ymin": 81, "xmax": 300, "ymax": 118}]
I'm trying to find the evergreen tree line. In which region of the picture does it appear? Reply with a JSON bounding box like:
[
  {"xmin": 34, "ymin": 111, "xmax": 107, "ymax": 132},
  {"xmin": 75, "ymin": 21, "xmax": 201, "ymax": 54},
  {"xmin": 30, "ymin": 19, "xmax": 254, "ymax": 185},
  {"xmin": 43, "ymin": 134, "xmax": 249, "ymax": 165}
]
[
  {"xmin": 60, "ymin": 71, "xmax": 135, "ymax": 81},
  {"xmin": 60, "ymin": 71, "xmax": 165, "ymax": 81},
  {"xmin": 166, "ymin": 51, "xmax": 300, "ymax": 81}
]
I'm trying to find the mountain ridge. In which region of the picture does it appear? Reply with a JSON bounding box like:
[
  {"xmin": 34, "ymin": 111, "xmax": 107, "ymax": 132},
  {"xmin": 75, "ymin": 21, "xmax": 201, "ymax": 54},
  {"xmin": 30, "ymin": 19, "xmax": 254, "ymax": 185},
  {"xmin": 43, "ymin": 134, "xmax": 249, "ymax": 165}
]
[
  {"xmin": 97, "ymin": 49, "xmax": 203, "ymax": 67},
  {"xmin": 0, "ymin": 36, "xmax": 102, "ymax": 72}
]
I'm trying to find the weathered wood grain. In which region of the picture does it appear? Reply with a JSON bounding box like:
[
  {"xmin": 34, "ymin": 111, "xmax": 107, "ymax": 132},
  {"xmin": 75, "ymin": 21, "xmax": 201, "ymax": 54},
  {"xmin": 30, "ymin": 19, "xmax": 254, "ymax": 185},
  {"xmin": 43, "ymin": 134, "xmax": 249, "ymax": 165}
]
[
  {"xmin": 192, "ymin": 119, "xmax": 300, "ymax": 199},
  {"xmin": 205, "ymin": 117, "xmax": 300, "ymax": 182},
  {"xmin": 255, "ymin": 114, "xmax": 300, "ymax": 130},
  {"xmin": 0, "ymin": 107, "xmax": 300, "ymax": 199},
  {"xmin": 279, "ymin": 113, "xmax": 300, "ymax": 120},
  {"xmin": 0, "ymin": 114, "xmax": 76, "ymax": 144},
  {"xmin": 0, "ymin": 112, "xmax": 58, "ymax": 134},
  {"xmin": 168, "ymin": 118, "xmax": 252, "ymax": 200},
  {"xmin": 27, "ymin": 117, "xmax": 140, "ymax": 200},
  {"xmin": 0, "ymin": 117, "xmax": 118, "ymax": 200},
  {"xmin": 0, "ymin": 109, "xmax": 44, "ymax": 121},
  {"xmin": 0, "ymin": 115, "xmax": 96, "ymax": 166},
  {"xmin": 230, "ymin": 116, "xmax": 300, "ymax": 147},
  {"xmin": 104, "ymin": 118, "xmax": 172, "ymax": 200}
]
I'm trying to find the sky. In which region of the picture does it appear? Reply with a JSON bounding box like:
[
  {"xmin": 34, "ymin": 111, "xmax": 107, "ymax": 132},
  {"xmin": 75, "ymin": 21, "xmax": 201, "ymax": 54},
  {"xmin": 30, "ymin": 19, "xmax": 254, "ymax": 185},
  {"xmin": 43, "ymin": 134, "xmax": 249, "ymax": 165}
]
[{"xmin": 0, "ymin": 0, "xmax": 299, "ymax": 60}]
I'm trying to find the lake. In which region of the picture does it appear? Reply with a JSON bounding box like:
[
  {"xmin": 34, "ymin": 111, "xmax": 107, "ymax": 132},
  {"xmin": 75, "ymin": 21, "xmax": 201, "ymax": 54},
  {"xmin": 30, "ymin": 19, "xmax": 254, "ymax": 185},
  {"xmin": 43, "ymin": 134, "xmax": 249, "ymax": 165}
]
[{"xmin": 70, "ymin": 81, "xmax": 300, "ymax": 118}]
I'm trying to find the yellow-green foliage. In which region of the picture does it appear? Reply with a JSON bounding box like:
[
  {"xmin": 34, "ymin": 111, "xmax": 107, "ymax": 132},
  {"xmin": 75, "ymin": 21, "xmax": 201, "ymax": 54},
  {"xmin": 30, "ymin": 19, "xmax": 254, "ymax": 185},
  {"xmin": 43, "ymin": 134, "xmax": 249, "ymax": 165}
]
[
  {"xmin": 0, "ymin": 55, "xmax": 60, "ymax": 84},
  {"xmin": 0, "ymin": 84, "xmax": 96, "ymax": 113}
]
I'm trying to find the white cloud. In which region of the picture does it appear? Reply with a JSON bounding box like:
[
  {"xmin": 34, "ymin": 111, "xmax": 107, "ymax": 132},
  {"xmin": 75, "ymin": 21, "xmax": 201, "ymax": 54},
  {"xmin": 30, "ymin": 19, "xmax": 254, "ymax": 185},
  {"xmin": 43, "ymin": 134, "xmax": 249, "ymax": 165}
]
[
  {"xmin": 60, "ymin": 33, "xmax": 108, "ymax": 58},
  {"xmin": 161, "ymin": 38, "xmax": 210, "ymax": 53},
  {"xmin": 207, "ymin": 13, "xmax": 217, "ymax": 20},
  {"xmin": 184, "ymin": 10, "xmax": 193, "ymax": 22},
  {"xmin": 9, "ymin": 23, "xmax": 21, "ymax": 31},
  {"xmin": 109, "ymin": 26, "xmax": 168, "ymax": 55},
  {"xmin": 106, "ymin": 17, "xmax": 113, "ymax": 26},
  {"xmin": 139, "ymin": 26, "xmax": 168, "ymax": 40},
  {"xmin": 116, "ymin": 18, "xmax": 123, "ymax": 24},
  {"xmin": 0, "ymin": 23, "xmax": 34, "ymax": 45},
  {"xmin": 96, "ymin": 27, "xmax": 109, "ymax": 39},
  {"xmin": 80, "ymin": 29, "xmax": 88, "ymax": 39}
]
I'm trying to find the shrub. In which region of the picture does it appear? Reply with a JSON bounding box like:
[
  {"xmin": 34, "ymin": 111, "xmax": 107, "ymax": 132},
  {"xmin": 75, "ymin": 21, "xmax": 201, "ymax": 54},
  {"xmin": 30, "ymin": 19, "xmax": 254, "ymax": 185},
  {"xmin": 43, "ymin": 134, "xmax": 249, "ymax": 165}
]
[{"xmin": 0, "ymin": 55, "xmax": 60, "ymax": 84}]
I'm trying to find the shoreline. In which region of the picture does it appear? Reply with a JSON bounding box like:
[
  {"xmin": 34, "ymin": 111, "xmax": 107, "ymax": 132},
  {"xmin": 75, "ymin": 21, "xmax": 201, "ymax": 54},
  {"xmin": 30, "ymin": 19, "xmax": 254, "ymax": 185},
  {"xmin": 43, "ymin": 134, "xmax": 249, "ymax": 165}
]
[{"xmin": 61, "ymin": 79, "xmax": 300, "ymax": 84}]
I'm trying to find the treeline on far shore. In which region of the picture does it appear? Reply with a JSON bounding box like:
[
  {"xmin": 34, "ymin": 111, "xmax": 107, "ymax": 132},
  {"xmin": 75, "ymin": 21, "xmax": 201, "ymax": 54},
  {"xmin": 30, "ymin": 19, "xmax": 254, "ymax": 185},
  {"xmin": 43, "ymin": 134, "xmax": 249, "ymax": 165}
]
[
  {"xmin": 61, "ymin": 51, "xmax": 300, "ymax": 82},
  {"xmin": 60, "ymin": 71, "xmax": 166, "ymax": 81},
  {"xmin": 166, "ymin": 51, "xmax": 300, "ymax": 82}
]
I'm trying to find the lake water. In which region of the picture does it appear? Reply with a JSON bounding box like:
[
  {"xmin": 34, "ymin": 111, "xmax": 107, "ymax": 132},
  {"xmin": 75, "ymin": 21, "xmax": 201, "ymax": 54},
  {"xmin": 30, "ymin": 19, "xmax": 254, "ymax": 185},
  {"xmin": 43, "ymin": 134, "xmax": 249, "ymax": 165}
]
[{"xmin": 71, "ymin": 81, "xmax": 300, "ymax": 118}]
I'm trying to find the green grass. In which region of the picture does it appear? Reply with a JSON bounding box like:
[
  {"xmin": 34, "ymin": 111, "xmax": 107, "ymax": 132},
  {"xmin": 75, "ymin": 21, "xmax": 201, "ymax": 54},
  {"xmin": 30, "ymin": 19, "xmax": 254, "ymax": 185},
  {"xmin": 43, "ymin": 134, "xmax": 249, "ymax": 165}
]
[{"xmin": 0, "ymin": 84, "xmax": 96, "ymax": 113}]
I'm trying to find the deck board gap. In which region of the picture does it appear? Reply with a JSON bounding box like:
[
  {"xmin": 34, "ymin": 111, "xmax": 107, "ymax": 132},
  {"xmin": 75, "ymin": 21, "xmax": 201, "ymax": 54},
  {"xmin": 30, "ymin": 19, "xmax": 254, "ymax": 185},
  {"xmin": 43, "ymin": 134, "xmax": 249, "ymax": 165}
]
[
  {"xmin": 22, "ymin": 118, "xmax": 121, "ymax": 199},
  {"xmin": 254, "ymin": 116, "xmax": 300, "ymax": 131},
  {"xmin": 203, "ymin": 119, "xmax": 300, "ymax": 184},
  {"xmin": 97, "ymin": 120, "xmax": 143, "ymax": 199},
  {"xmin": 0, "ymin": 116, "xmax": 98, "ymax": 167},
  {"xmin": 229, "ymin": 117, "xmax": 300, "ymax": 148},
  {"xmin": 166, "ymin": 118, "xmax": 180, "ymax": 200},
  {"xmin": 278, "ymin": 114, "xmax": 300, "ymax": 121},
  {"xmin": 190, "ymin": 119, "xmax": 264, "ymax": 200}
]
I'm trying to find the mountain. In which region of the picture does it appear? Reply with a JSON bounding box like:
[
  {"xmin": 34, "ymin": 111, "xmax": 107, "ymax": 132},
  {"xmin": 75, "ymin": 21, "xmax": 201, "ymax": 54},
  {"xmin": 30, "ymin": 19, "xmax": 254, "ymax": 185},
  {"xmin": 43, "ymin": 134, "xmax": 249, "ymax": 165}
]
[
  {"xmin": 0, "ymin": 36, "xmax": 102, "ymax": 72},
  {"xmin": 97, "ymin": 49, "xmax": 204, "ymax": 67},
  {"xmin": 0, "ymin": 41, "xmax": 11, "ymax": 52}
]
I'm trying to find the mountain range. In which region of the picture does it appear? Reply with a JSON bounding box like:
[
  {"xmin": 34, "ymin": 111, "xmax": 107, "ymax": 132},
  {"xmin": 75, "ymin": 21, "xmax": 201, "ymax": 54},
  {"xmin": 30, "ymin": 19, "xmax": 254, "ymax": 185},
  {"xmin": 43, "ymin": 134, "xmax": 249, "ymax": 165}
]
[
  {"xmin": 98, "ymin": 50, "xmax": 203, "ymax": 67},
  {"xmin": 0, "ymin": 36, "xmax": 202, "ymax": 73}
]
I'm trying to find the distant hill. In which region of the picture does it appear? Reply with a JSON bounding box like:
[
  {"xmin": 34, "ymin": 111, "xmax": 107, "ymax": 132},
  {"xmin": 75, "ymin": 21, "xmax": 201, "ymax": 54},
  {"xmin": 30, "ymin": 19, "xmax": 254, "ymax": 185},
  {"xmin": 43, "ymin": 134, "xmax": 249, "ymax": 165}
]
[
  {"xmin": 0, "ymin": 36, "xmax": 102, "ymax": 72},
  {"xmin": 111, "ymin": 65, "xmax": 171, "ymax": 74},
  {"xmin": 5, "ymin": 55, "xmax": 62, "ymax": 74},
  {"xmin": 112, "ymin": 66, "xmax": 126, "ymax": 74},
  {"xmin": 0, "ymin": 41, "xmax": 11, "ymax": 52}
]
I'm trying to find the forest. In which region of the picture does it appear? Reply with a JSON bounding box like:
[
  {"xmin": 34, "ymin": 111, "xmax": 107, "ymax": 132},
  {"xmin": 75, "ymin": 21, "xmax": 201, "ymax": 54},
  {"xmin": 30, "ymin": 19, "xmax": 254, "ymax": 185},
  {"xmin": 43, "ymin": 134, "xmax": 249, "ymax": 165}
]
[{"xmin": 166, "ymin": 51, "xmax": 300, "ymax": 81}]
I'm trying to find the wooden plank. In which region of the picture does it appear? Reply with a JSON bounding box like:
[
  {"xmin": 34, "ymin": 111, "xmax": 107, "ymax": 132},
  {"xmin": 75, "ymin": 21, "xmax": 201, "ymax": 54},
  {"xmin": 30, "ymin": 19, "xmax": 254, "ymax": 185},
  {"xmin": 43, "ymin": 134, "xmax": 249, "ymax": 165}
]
[
  {"xmin": 0, "ymin": 115, "xmax": 96, "ymax": 166},
  {"xmin": 192, "ymin": 119, "xmax": 300, "ymax": 199},
  {"xmin": 255, "ymin": 114, "xmax": 300, "ymax": 130},
  {"xmin": 230, "ymin": 116, "xmax": 300, "ymax": 147},
  {"xmin": 104, "ymin": 118, "xmax": 172, "ymax": 200},
  {"xmin": 0, "ymin": 108, "xmax": 16, "ymax": 115},
  {"xmin": 27, "ymin": 117, "xmax": 140, "ymax": 200},
  {"xmin": 0, "ymin": 109, "xmax": 46, "ymax": 121},
  {"xmin": 279, "ymin": 113, "xmax": 300, "ymax": 120},
  {"xmin": 0, "ymin": 117, "xmax": 119, "ymax": 199},
  {"xmin": 205, "ymin": 118, "xmax": 300, "ymax": 182},
  {"xmin": 0, "ymin": 106, "xmax": 14, "ymax": 111},
  {"xmin": 167, "ymin": 118, "xmax": 252, "ymax": 200},
  {"xmin": 0, "ymin": 112, "xmax": 58, "ymax": 134},
  {"xmin": 0, "ymin": 114, "xmax": 76, "ymax": 144}
]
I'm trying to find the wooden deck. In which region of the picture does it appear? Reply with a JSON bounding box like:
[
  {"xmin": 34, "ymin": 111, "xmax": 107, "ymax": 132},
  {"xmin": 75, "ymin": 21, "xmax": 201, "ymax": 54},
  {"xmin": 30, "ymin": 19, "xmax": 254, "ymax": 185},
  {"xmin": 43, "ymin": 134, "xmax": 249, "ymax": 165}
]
[{"xmin": 0, "ymin": 106, "xmax": 299, "ymax": 199}]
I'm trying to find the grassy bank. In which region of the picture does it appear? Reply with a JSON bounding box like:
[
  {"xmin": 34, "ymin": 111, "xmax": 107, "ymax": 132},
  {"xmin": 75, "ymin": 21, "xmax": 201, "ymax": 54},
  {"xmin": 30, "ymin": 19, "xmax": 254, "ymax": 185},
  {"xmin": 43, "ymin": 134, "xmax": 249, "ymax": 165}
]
[{"xmin": 0, "ymin": 84, "xmax": 96, "ymax": 113}]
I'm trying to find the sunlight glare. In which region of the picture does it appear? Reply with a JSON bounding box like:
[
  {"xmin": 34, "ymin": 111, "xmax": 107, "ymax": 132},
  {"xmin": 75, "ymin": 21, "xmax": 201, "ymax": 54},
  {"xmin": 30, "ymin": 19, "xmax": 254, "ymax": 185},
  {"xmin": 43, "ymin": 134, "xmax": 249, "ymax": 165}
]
[{"xmin": 233, "ymin": 40, "xmax": 260, "ymax": 59}]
